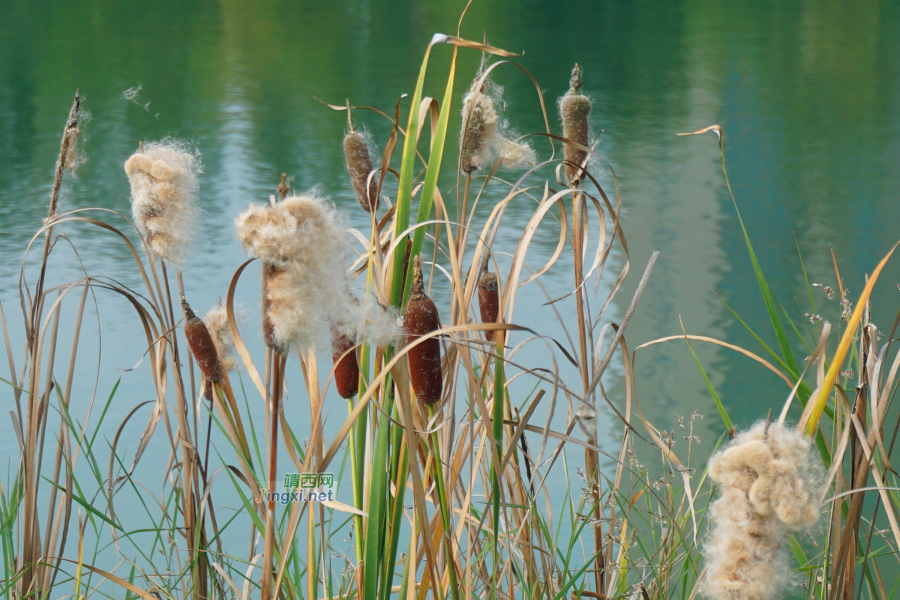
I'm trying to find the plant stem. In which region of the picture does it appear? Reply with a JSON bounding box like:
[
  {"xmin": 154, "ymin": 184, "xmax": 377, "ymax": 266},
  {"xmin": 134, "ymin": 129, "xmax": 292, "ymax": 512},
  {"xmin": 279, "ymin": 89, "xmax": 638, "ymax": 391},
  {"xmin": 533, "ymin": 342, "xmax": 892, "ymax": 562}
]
[
  {"xmin": 262, "ymin": 352, "xmax": 283, "ymax": 600},
  {"xmin": 428, "ymin": 405, "xmax": 460, "ymax": 600}
]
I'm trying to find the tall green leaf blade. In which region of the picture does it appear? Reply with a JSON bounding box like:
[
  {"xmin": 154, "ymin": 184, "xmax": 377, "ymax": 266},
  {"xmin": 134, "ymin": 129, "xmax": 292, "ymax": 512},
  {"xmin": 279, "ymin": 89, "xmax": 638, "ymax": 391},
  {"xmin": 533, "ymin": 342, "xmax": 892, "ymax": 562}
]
[
  {"xmin": 390, "ymin": 39, "xmax": 438, "ymax": 308},
  {"xmin": 401, "ymin": 46, "xmax": 458, "ymax": 308}
]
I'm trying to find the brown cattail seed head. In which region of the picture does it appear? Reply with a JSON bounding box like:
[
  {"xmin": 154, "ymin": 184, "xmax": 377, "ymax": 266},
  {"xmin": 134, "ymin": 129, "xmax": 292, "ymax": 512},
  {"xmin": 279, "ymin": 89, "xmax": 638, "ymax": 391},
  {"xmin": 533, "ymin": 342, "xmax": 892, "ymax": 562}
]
[
  {"xmin": 344, "ymin": 131, "xmax": 379, "ymax": 212},
  {"xmin": 559, "ymin": 64, "xmax": 592, "ymax": 185},
  {"xmin": 183, "ymin": 300, "xmax": 223, "ymax": 382},
  {"xmin": 331, "ymin": 328, "xmax": 360, "ymax": 399},
  {"xmin": 460, "ymin": 79, "xmax": 536, "ymax": 174},
  {"xmin": 477, "ymin": 269, "xmax": 500, "ymax": 325},
  {"xmin": 460, "ymin": 89, "xmax": 496, "ymax": 173},
  {"xmin": 404, "ymin": 257, "xmax": 442, "ymax": 405}
]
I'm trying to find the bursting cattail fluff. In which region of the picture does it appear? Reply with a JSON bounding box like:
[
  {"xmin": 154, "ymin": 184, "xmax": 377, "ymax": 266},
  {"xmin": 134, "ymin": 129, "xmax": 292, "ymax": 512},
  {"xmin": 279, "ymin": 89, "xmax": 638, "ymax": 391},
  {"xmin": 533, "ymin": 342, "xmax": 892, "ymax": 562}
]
[
  {"xmin": 236, "ymin": 192, "xmax": 401, "ymax": 351},
  {"xmin": 559, "ymin": 64, "xmax": 592, "ymax": 184},
  {"xmin": 344, "ymin": 129, "xmax": 379, "ymax": 212},
  {"xmin": 460, "ymin": 78, "xmax": 536, "ymax": 173},
  {"xmin": 702, "ymin": 421, "xmax": 822, "ymax": 600},
  {"xmin": 125, "ymin": 140, "xmax": 201, "ymax": 265},
  {"xmin": 404, "ymin": 257, "xmax": 442, "ymax": 405},
  {"xmin": 204, "ymin": 299, "xmax": 239, "ymax": 373},
  {"xmin": 182, "ymin": 300, "xmax": 223, "ymax": 383}
]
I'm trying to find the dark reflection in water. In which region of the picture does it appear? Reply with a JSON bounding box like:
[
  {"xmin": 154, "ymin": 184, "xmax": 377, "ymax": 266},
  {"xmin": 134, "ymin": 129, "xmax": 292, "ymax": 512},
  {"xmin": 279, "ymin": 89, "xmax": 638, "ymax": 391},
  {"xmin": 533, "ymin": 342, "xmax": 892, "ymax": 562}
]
[{"xmin": 1, "ymin": 0, "xmax": 899, "ymax": 525}]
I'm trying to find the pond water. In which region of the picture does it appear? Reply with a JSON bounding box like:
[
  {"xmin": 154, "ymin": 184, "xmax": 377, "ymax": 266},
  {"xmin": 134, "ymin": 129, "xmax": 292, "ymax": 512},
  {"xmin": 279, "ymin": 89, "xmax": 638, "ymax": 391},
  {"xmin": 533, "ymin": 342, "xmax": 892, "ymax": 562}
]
[{"xmin": 2, "ymin": 0, "xmax": 900, "ymax": 588}]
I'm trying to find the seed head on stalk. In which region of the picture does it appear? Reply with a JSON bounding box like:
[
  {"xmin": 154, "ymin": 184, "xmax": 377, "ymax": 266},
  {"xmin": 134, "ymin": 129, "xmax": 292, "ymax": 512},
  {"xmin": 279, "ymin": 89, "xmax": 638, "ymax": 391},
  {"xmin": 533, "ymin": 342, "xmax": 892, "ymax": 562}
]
[
  {"xmin": 331, "ymin": 328, "xmax": 360, "ymax": 399},
  {"xmin": 203, "ymin": 299, "xmax": 238, "ymax": 373},
  {"xmin": 343, "ymin": 106, "xmax": 379, "ymax": 212},
  {"xmin": 404, "ymin": 257, "xmax": 443, "ymax": 405},
  {"xmin": 460, "ymin": 74, "xmax": 536, "ymax": 174},
  {"xmin": 477, "ymin": 267, "xmax": 500, "ymax": 325},
  {"xmin": 236, "ymin": 192, "xmax": 400, "ymax": 352},
  {"xmin": 559, "ymin": 64, "xmax": 592, "ymax": 185},
  {"xmin": 125, "ymin": 140, "xmax": 201, "ymax": 265},
  {"xmin": 702, "ymin": 421, "xmax": 822, "ymax": 600},
  {"xmin": 182, "ymin": 300, "xmax": 223, "ymax": 383},
  {"xmin": 330, "ymin": 290, "xmax": 362, "ymax": 399}
]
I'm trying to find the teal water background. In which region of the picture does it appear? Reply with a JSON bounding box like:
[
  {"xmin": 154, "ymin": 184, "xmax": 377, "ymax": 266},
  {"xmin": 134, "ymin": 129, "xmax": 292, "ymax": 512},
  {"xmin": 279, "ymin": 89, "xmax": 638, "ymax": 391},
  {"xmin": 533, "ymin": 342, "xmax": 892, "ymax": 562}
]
[{"xmin": 2, "ymin": 0, "xmax": 900, "ymax": 586}]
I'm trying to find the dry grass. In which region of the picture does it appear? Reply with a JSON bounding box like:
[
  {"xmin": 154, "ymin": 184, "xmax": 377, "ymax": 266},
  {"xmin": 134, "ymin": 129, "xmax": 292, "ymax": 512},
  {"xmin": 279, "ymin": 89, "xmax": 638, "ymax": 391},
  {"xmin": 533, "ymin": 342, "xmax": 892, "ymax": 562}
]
[{"xmin": 4, "ymin": 14, "xmax": 900, "ymax": 600}]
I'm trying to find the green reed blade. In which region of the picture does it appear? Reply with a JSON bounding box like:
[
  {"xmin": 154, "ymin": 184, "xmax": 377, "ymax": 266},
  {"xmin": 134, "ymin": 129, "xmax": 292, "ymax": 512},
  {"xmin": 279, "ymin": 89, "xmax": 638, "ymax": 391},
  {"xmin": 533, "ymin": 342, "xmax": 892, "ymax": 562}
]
[
  {"xmin": 401, "ymin": 45, "xmax": 459, "ymax": 308},
  {"xmin": 390, "ymin": 39, "xmax": 439, "ymax": 308}
]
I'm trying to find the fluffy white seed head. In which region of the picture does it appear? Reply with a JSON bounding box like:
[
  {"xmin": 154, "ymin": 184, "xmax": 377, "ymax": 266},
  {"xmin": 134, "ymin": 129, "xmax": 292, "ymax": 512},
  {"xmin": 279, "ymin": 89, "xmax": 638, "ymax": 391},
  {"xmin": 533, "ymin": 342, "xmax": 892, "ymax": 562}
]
[
  {"xmin": 125, "ymin": 140, "xmax": 201, "ymax": 265},
  {"xmin": 235, "ymin": 193, "xmax": 402, "ymax": 351},
  {"xmin": 204, "ymin": 300, "xmax": 238, "ymax": 373},
  {"xmin": 702, "ymin": 422, "xmax": 822, "ymax": 600},
  {"xmin": 460, "ymin": 81, "xmax": 536, "ymax": 173}
]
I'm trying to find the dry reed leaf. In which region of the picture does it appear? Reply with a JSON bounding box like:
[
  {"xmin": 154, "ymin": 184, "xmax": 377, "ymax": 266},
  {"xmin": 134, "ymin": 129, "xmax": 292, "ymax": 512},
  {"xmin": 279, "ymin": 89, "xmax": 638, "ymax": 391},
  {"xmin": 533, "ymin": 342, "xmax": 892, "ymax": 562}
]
[
  {"xmin": 54, "ymin": 559, "xmax": 159, "ymax": 600},
  {"xmin": 777, "ymin": 322, "xmax": 831, "ymax": 424},
  {"xmin": 802, "ymin": 240, "xmax": 900, "ymax": 435},
  {"xmin": 848, "ymin": 413, "xmax": 900, "ymax": 542},
  {"xmin": 210, "ymin": 562, "xmax": 242, "ymax": 599},
  {"xmin": 439, "ymin": 35, "xmax": 519, "ymax": 58},
  {"xmin": 635, "ymin": 334, "xmax": 793, "ymax": 388}
]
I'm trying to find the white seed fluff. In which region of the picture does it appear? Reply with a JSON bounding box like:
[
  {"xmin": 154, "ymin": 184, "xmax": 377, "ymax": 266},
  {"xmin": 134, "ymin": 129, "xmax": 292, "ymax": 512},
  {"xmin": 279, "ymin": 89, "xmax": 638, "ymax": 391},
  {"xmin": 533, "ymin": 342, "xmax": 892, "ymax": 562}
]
[
  {"xmin": 204, "ymin": 300, "xmax": 238, "ymax": 373},
  {"xmin": 460, "ymin": 82, "xmax": 536, "ymax": 173},
  {"xmin": 235, "ymin": 193, "xmax": 401, "ymax": 351},
  {"xmin": 125, "ymin": 140, "xmax": 201, "ymax": 265},
  {"xmin": 702, "ymin": 421, "xmax": 822, "ymax": 600}
]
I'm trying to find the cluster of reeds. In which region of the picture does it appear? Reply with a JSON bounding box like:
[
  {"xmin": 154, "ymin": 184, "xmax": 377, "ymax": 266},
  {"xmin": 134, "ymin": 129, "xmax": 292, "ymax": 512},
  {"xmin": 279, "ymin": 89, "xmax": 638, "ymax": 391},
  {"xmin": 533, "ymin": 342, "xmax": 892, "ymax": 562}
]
[{"xmin": 6, "ymin": 14, "xmax": 900, "ymax": 600}]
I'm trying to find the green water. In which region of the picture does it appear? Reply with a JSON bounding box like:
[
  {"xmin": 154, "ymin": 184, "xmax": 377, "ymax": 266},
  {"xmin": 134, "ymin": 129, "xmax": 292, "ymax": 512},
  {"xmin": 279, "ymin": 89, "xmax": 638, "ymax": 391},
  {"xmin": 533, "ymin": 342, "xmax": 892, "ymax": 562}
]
[
  {"xmin": 4, "ymin": 0, "xmax": 899, "ymax": 441},
  {"xmin": 2, "ymin": 0, "xmax": 900, "ymax": 587}
]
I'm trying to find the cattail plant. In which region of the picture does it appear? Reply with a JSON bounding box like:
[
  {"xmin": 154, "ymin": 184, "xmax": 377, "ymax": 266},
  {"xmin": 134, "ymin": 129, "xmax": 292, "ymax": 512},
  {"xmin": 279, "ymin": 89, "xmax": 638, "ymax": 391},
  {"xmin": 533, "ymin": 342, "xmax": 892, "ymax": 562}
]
[
  {"xmin": 702, "ymin": 421, "xmax": 821, "ymax": 600},
  {"xmin": 331, "ymin": 329, "xmax": 360, "ymax": 399},
  {"xmin": 460, "ymin": 77, "xmax": 536, "ymax": 173},
  {"xmin": 404, "ymin": 256, "xmax": 442, "ymax": 405},
  {"xmin": 559, "ymin": 64, "xmax": 592, "ymax": 185},
  {"xmin": 331, "ymin": 290, "xmax": 361, "ymax": 399},
  {"xmin": 236, "ymin": 192, "xmax": 399, "ymax": 352},
  {"xmin": 125, "ymin": 140, "xmax": 201, "ymax": 265},
  {"xmin": 182, "ymin": 300, "xmax": 223, "ymax": 383},
  {"xmin": 204, "ymin": 299, "xmax": 238, "ymax": 373},
  {"xmin": 477, "ymin": 267, "xmax": 500, "ymax": 325},
  {"xmin": 236, "ymin": 193, "xmax": 350, "ymax": 351},
  {"xmin": 344, "ymin": 110, "xmax": 379, "ymax": 212}
]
